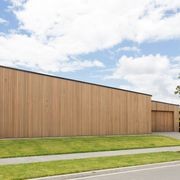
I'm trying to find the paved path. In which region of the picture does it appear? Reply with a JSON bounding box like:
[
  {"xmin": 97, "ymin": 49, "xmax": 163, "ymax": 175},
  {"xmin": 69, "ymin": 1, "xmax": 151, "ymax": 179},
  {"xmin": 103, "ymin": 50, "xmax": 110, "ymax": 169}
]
[
  {"xmin": 33, "ymin": 161, "xmax": 180, "ymax": 180},
  {"xmin": 153, "ymin": 132, "xmax": 180, "ymax": 140},
  {"xmin": 1, "ymin": 146, "xmax": 180, "ymax": 165}
]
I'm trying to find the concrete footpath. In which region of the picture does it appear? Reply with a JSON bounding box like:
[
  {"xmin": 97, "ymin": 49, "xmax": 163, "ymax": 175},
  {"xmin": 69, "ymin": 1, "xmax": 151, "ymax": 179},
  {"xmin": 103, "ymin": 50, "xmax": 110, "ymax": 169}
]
[
  {"xmin": 153, "ymin": 132, "xmax": 180, "ymax": 140},
  {"xmin": 0, "ymin": 146, "xmax": 180, "ymax": 165}
]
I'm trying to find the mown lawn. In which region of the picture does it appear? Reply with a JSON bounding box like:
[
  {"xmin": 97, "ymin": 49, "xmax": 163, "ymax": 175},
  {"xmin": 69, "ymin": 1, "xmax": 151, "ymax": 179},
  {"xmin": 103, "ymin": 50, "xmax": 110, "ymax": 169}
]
[
  {"xmin": 0, "ymin": 135, "xmax": 180, "ymax": 158},
  {"xmin": 0, "ymin": 152, "xmax": 180, "ymax": 179}
]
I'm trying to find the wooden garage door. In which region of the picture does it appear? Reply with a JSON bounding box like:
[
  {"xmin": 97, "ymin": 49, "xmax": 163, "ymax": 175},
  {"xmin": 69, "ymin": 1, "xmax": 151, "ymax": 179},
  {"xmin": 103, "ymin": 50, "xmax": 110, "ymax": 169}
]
[{"xmin": 152, "ymin": 111, "xmax": 174, "ymax": 132}]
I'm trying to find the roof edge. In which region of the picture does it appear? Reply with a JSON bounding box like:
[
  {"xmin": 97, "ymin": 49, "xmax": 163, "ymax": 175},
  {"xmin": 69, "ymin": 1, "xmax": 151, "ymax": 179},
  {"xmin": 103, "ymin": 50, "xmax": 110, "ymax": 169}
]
[
  {"xmin": 0, "ymin": 65, "xmax": 152, "ymax": 96},
  {"xmin": 152, "ymin": 100, "xmax": 179, "ymax": 106}
]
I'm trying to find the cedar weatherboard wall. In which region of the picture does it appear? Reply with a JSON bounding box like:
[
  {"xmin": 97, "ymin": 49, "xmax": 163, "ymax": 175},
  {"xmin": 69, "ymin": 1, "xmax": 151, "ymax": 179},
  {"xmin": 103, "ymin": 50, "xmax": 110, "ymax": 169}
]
[
  {"xmin": 151, "ymin": 101, "xmax": 179, "ymax": 132},
  {"xmin": 0, "ymin": 66, "xmax": 152, "ymax": 138}
]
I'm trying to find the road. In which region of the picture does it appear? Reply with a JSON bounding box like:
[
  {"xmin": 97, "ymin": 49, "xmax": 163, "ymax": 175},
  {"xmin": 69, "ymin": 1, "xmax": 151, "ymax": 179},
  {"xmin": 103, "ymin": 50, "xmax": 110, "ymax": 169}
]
[
  {"xmin": 35, "ymin": 161, "xmax": 180, "ymax": 180},
  {"xmin": 71, "ymin": 161, "xmax": 180, "ymax": 180}
]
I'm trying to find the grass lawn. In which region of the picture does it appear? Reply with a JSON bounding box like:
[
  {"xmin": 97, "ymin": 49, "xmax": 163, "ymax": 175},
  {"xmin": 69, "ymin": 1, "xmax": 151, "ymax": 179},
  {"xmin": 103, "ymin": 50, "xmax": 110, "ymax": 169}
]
[
  {"xmin": 0, "ymin": 152, "xmax": 180, "ymax": 179},
  {"xmin": 0, "ymin": 135, "xmax": 180, "ymax": 158}
]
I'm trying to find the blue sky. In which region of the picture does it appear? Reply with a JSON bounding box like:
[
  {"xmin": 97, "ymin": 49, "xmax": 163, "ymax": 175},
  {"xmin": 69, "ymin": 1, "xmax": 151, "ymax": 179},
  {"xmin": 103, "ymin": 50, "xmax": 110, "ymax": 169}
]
[{"xmin": 0, "ymin": 0, "xmax": 180, "ymax": 103}]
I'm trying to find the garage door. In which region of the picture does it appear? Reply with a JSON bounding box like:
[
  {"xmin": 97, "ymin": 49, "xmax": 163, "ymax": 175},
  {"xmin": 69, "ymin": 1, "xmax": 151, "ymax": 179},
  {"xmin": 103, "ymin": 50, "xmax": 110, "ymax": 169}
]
[{"xmin": 152, "ymin": 111, "xmax": 174, "ymax": 132}]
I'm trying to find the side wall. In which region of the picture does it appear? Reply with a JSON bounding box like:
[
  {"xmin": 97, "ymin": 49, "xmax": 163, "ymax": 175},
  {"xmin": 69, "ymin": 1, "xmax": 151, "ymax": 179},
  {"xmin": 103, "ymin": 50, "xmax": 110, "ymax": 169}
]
[
  {"xmin": 151, "ymin": 101, "xmax": 179, "ymax": 132},
  {"xmin": 0, "ymin": 67, "xmax": 152, "ymax": 138}
]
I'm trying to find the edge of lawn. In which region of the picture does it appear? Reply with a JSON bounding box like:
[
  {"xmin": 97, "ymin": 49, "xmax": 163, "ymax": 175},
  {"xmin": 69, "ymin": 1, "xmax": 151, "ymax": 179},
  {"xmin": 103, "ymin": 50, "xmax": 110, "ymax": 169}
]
[
  {"xmin": 1, "ymin": 152, "xmax": 180, "ymax": 179},
  {"xmin": 0, "ymin": 134, "xmax": 171, "ymax": 140},
  {"xmin": 0, "ymin": 135, "xmax": 180, "ymax": 159}
]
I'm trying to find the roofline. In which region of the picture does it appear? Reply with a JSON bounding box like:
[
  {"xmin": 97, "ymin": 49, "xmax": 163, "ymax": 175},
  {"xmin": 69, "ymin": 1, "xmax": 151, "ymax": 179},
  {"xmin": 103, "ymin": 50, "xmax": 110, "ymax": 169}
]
[
  {"xmin": 151, "ymin": 100, "xmax": 179, "ymax": 106},
  {"xmin": 0, "ymin": 65, "xmax": 152, "ymax": 96}
]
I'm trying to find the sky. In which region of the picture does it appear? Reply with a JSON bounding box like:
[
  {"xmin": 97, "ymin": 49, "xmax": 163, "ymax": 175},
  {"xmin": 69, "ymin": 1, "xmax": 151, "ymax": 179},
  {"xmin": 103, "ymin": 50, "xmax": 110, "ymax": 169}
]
[{"xmin": 0, "ymin": 0, "xmax": 180, "ymax": 104}]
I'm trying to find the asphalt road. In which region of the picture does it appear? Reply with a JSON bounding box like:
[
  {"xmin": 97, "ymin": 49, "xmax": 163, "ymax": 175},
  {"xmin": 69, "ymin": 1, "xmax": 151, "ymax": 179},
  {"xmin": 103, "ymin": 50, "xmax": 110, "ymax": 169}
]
[
  {"xmin": 35, "ymin": 161, "xmax": 180, "ymax": 180},
  {"xmin": 71, "ymin": 162, "xmax": 180, "ymax": 180}
]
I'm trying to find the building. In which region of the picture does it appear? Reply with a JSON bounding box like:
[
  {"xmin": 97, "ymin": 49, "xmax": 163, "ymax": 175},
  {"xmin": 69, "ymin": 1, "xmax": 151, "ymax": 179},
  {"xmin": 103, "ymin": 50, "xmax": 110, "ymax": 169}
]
[{"xmin": 0, "ymin": 65, "xmax": 179, "ymax": 138}]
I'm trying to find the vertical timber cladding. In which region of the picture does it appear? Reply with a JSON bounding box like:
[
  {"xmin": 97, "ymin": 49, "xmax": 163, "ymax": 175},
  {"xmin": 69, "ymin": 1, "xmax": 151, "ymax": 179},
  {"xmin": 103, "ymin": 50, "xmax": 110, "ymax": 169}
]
[
  {"xmin": 0, "ymin": 66, "xmax": 152, "ymax": 138},
  {"xmin": 151, "ymin": 101, "xmax": 179, "ymax": 132}
]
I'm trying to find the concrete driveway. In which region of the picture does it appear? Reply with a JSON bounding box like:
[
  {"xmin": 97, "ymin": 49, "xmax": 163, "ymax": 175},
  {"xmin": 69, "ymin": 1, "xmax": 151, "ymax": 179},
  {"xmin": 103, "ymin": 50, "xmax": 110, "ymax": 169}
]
[{"xmin": 153, "ymin": 132, "xmax": 180, "ymax": 139}]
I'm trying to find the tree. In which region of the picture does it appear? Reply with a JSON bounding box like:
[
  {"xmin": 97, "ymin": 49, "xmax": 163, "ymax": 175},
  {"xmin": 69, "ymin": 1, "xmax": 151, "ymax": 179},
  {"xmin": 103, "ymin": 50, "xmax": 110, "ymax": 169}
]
[
  {"xmin": 175, "ymin": 85, "xmax": 180, "ymax": 95},
  {"xmin": 175, "ymin": 75, "xmax": 180, "ymax": 96}
]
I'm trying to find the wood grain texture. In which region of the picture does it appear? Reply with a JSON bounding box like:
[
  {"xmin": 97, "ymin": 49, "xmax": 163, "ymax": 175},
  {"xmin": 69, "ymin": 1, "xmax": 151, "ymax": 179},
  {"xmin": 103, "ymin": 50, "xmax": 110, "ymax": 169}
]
[
  {"xmin": 152, "ymin": 111, "xmax": 174, "ymax": 132},
  {"xmin": 0, "ymin": 66, "xmax": 152, "ymax": 138},
  {"xmin": 151, "ymin": 101, "xmax": 179, "ymax": 132}
]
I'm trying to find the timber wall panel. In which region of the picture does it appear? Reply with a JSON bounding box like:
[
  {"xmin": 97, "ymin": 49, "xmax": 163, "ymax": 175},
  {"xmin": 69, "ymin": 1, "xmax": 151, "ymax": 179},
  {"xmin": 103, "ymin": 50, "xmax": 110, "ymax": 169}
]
[
  {"xmin": 173, "ymin": 106, "xmax": 179, "ymax": 132},
  {"xmin": 0, "ymin": 66, "xmax": 152, "ymax": 138},
  {"xmin": 152, "ymin": 111, "xmax": 174, "ymax": 132},
  {"xmin": 151, "ymin": 101, "xmax": 179, "ymax": 132}
]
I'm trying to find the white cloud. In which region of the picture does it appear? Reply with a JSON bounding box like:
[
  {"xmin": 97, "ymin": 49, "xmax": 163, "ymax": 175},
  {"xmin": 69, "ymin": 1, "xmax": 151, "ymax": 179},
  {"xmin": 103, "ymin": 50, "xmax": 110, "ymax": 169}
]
[
  {"xmin": 107, "ymin": 54, "xmax": 180, "ymax": 104},
  {"xmin": 0, "ymin": 18, "xmax": 7, "ymax": 24},
  {"xmin": 1, "ymin": 0, "xmax": 180, "ymax": 74},
  {"xmin": 117, "ymin": 46, "xmax": 140, "ymax": 52},
  {"xmin": 57, "ymin": 60, "xmax": 104, "ymax": 72},
  {"xmin": 9, "ymin": 0, "xmax": 27, "ymax": 7},
  {"xmin": 0, "ymin": 34, "xmax": 104, "ymax": 72},
  {"xmin": 12, "ymin": 0, "xmax": 180, "ymax": 43}
]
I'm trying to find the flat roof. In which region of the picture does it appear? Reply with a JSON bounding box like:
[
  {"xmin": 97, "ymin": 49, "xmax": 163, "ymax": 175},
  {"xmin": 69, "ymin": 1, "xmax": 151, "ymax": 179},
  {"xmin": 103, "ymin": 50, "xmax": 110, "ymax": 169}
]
[
  {"xmin": 0, "ymin": 64, "xmax": 152, "ymax": 96},
  {"xmin": 151, "ymin": 100, "xmax": 179, "ymax": 106}
]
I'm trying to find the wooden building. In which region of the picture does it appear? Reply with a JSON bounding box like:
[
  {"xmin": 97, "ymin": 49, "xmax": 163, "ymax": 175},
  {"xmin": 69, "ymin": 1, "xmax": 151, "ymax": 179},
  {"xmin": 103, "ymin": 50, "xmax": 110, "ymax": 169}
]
[
  {"xmin": 0, "ymin": 65, "xmax": 179, "ymax": 138},
  {"xmin": 151, "ymin": 101, "xmax": 179, "ymax": 132}
]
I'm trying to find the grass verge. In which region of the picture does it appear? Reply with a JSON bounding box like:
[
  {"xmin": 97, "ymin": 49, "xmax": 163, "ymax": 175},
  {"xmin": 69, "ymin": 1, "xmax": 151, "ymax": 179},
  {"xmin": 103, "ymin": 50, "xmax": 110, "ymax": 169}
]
[
  {"xmin": 0, "ymin": 135, "xmax": 180, "ymax": 158},
  {"xmin": 0, "ymin": 152, "xmax": 180, "ymax": 179}
]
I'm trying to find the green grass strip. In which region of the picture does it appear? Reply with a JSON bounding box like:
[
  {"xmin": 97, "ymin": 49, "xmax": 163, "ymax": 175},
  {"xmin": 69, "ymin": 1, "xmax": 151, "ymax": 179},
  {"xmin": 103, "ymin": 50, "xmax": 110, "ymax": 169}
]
[
  {"xmin": 0, "ymin": 135, "xmax": 180, "ymax": 158},
  {"xmin": 0, "ymin": 152, "xmax": 180, "ymax": 180}
]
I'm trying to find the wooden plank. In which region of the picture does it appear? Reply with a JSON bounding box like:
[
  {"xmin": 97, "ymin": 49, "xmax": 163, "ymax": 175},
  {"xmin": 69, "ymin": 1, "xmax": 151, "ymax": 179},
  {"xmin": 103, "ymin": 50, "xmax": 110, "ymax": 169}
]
[
  {"xmin": 0, "ymin": 66, "xmax": 152, "ymax": 138},
  {"xmin": 173, "ymin": 106, "xmax": 179, "ymax": 132},
  {"xmin": 151, "ymin": 111, "xmax": 174, "ymax": 132},
  {"xmin": 151, "ymin": 101, "xmax": 179, "ymax": 132}
]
